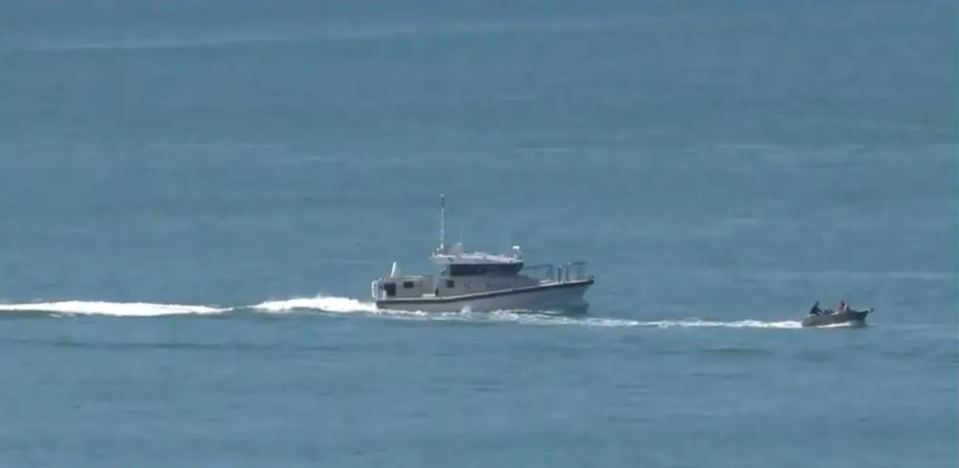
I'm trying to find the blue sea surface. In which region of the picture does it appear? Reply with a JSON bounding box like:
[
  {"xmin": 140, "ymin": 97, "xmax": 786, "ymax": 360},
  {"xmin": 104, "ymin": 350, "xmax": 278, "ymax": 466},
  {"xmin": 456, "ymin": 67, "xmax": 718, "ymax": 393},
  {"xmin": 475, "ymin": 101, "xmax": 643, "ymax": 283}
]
[{"xmin": 0, "ymin": 1, "xmax": 957, "ymax": 466}]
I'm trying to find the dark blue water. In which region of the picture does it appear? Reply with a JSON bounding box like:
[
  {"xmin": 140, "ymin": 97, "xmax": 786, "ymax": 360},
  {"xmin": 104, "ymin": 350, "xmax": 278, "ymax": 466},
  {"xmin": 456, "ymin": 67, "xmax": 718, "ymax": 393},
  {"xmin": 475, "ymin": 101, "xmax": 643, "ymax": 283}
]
[{"xmin": 1, "ymin": 1, "xmax": 957, "ymax": 466}]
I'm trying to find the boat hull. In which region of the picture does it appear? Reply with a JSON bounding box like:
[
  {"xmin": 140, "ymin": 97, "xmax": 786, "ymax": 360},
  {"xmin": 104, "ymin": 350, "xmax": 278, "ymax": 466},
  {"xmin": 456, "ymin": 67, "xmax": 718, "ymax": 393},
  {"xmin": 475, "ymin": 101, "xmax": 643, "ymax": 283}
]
[
  {"xmin": 376, "ymin": 279, "xmax": 593, "ymax": 313},
  {"xmin": 801, "ymin": 309, "xmax": 870, "ymax": 327}
]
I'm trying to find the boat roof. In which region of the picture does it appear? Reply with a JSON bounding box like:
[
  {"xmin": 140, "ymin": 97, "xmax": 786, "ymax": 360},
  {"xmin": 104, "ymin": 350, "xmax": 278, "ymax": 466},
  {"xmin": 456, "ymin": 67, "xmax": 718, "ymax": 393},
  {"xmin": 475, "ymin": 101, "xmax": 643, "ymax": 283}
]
[
  {"xmin": 431, "ymin": 243, "xmax": 522, "ymax": 265},
  {"xmin": 429, "ymin": 197, "xmax": 523, "ymax": 266}
]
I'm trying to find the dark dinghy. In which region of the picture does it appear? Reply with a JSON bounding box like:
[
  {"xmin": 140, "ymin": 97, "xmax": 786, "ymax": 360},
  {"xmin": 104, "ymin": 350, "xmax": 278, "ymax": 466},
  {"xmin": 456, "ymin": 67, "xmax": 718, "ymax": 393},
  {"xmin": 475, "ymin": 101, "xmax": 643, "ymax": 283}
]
[{"xmin": 801, "ymin": 308, "xmax": 871, "ymax": 328}]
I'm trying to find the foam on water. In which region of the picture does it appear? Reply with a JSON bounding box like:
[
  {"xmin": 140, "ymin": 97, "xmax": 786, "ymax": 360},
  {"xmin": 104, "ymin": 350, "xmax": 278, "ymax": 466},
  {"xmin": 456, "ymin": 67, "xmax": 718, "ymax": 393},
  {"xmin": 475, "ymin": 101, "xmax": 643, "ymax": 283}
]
[
  {"xmin": 0, "ymin": 296, "xmax": 807, "ymax": 329},
  {"xmin": 249, "ymin": 296, "xmax": 804, "ymax": 329},
  {"xmin": 639, "ymin": 319, "xmax": 803, "ymax": 329},
  {"xmin": 484, "ymin": 314, "xmax": 803, "ymax": 329},
  {"xmin": 252, "ymin": 296, "xmax": 379, "ymax": 313},
  {"xmin": 807, "ymin": 321, "xmax": 860, "ymax": 329},
  {"xmin": 0, "ymin": 301, "xmax": 227, "ymax": 316}
]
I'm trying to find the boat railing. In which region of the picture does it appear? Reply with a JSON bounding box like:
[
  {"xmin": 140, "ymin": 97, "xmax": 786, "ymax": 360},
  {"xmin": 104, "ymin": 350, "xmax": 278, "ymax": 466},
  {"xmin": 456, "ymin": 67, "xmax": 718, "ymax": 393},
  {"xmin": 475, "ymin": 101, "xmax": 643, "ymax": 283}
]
[
  {"xmin": 559, "ymin": 261, "xmax": 589, "ymax": 282},
  {"xmin": 521, "ymin": 263, "xmax": 555, "ymax": 282},
  {"xmin": 522, "ymin": 261, "xmax": 590, "ymax": 283}
]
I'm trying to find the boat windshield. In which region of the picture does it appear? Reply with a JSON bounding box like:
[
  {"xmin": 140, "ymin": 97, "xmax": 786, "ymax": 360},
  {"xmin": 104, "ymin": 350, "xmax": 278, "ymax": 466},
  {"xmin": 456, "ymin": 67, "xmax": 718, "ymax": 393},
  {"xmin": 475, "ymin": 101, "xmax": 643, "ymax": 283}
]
[{"xmin": 444, "ymin": 263, "xmax": 523, "ymax": 276}]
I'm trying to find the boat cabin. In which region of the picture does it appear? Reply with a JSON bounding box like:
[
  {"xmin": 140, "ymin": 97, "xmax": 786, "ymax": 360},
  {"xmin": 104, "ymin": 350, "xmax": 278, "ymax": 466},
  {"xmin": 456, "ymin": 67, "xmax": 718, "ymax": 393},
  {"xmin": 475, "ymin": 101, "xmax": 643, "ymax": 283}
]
[
  {"xmin": 376, "ymin": 275, "xmax": 434, "ymax": 299},
  {"xmin": 373, "ymin": 242, "xmax": 542, "ymax": 300}
]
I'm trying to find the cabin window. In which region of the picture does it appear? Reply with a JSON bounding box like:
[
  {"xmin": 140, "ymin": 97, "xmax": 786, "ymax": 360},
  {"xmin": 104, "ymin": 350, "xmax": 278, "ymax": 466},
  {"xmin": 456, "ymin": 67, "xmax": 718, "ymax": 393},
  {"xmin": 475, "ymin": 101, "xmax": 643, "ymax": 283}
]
[
  {"xmin": 446, "ymin": 280, "xmax": 455, "ymax": 288},
  {"xmin": 403, "ymin": 281, "xmax": 415, "ymax": 289},
  {"xmin": 383, "ymin": 283, "xmax": 396, "ymax": 297},
  {"xmin": 448, "ymin": 263, "xmax": 523, "ymax": 276}
]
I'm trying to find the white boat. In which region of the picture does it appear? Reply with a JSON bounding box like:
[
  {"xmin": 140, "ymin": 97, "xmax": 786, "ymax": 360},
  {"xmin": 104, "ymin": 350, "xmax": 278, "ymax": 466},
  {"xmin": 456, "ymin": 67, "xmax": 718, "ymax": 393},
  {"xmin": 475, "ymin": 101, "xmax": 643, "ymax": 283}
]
[{"xmin": 371, "ymin": 196, "xmax": 594, "ymax": 313}]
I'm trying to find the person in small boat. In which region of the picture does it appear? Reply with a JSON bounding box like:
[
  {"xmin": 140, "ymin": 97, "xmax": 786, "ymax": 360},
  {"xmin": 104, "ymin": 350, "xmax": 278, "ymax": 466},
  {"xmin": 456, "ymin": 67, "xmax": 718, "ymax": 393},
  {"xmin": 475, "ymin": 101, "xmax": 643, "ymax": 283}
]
[
  {"xmin": 836, "ymin": 300, "xmax": 849, "ymax": 314},
  {"xmin": 809, "ymin": 301, "xmax": 822, "ymax": 316}
]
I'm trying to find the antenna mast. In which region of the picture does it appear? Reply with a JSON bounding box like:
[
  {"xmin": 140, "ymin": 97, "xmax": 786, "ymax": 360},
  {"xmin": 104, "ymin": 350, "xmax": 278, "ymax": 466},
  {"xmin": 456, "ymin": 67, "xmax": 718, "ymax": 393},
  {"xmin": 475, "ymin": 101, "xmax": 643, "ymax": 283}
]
[{"xmin": 439, "ymin": 194, "xmax": 447, "ymax": 253}]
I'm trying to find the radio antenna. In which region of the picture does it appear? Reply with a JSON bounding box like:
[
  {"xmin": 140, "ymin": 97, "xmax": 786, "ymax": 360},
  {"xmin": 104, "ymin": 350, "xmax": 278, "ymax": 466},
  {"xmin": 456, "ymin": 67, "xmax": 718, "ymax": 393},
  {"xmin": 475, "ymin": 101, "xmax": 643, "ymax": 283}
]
[{"xmin": 439, "ymin": 194, "xmax": 447, "ymax": 253}]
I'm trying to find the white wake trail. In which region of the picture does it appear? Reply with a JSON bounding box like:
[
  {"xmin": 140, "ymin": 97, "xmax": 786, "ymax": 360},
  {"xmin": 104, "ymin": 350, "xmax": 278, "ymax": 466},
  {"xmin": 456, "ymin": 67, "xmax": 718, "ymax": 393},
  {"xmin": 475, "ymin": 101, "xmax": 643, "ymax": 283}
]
[
  {"xmin": 252, "ymin": 296, "xmax": 378, "ymax": 313},
  {"xmin": 0, "ymin": 301, "xmax": 227, "ymax": 317},
  {"xmin": 636, "ymin": 319, "xmax": 803, "ymax": 329},
  {"xmin": 248, "ymin": 298, "xmax": 804, "ymax": 330},
  {"xmin": 486, "ymin": 315, "xmax": 803, "ymax": 329},
  {"xmin": 0, "ymin": 297, "xmax": 807, "ymax": 328}
]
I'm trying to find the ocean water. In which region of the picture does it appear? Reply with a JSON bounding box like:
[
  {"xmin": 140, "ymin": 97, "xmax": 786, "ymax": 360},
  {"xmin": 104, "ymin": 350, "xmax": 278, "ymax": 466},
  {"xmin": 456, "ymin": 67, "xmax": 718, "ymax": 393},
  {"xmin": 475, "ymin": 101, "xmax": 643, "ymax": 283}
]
[{"xmin": 0, "ymin": 0, "xmax": 957, "ymax": 466}]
